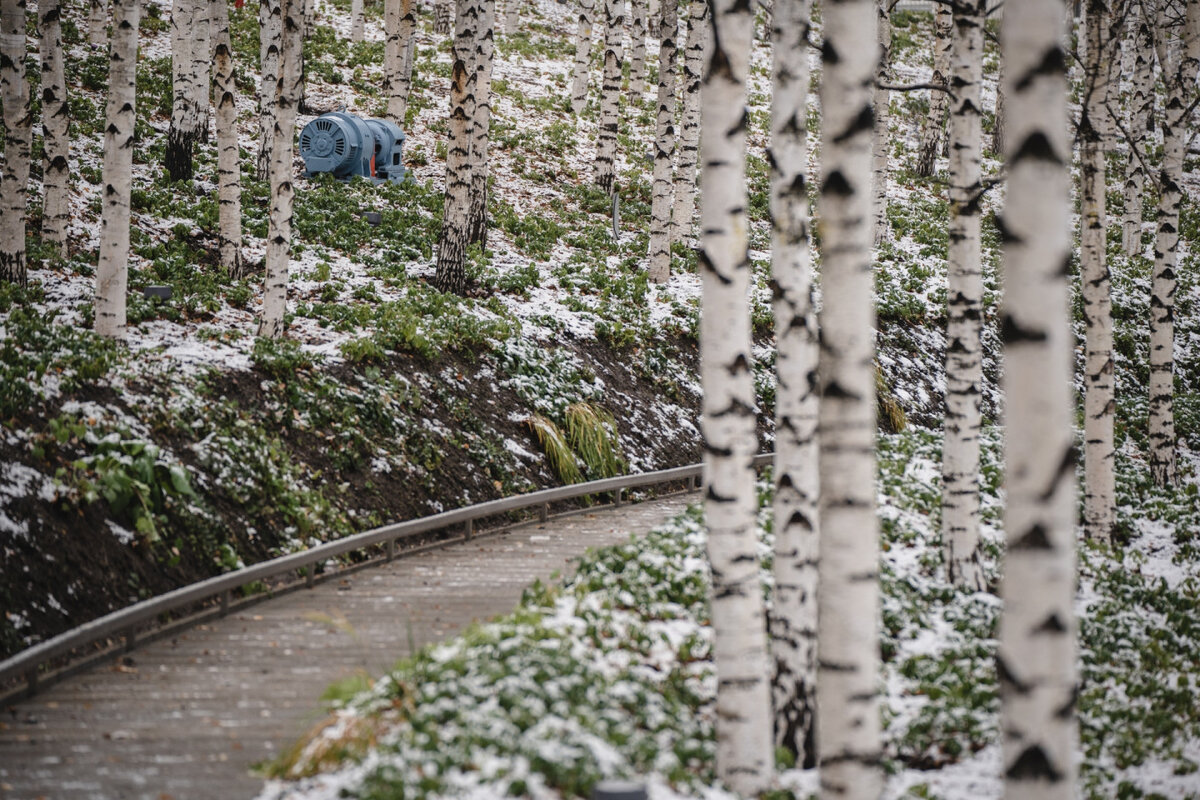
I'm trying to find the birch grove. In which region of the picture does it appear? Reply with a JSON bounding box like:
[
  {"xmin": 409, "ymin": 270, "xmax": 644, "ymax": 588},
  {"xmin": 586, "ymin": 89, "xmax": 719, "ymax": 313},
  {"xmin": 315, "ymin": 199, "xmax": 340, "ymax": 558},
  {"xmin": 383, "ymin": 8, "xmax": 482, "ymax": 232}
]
[
  {"xmin": 258, "ymin": 0, "xmax": 282, "ymax": 180},
  {"xmin": 0, "ymin": 0, "xmax": 30, "ymax": 286},
  {"xmin": 816, "ymin": 0, "xmax": 882, "ymax": 796},
  {"xmin": 672, "ymin": 0, "xmax": 706, "ymax": 238},
  {"xmin": 570, "ymin": 0, "xmax": 595, "ymax": 115},
  {"xmin": 997, "ymin": 0, "xmax": 1077, "ymax": 795},
  {"xmin": 1080, "ymin": 0, "xmax": 1115, "ymax": 541},
  {"xmin": 40, "ymin": 0, "xmax": 70, "ymax": 261},
  {"xmin": 95, "ymin": 0, "xmax": 140, "ymax": 337},
  {"xmin": 467, "ymin": 0, "xmax": 496, "ymax": 247},
  {"xmin": 1146, "ymin": 0, "xmax": 1199, "ymax": 487},
  {"xmin": 1122, "ymin": 3, "xmax": 1154, "ymax": 256},
  {"xmin": 915, "ymin": 4, "xmax": 952, "ymax": 177},
  {"xmin": 646, "ymin": 0, "xmax": 677, "ymax": 284},
  {"xmin": 941, "ymin": 0, "xmax": 987, "ymax": 589},
  {"xmin": 699, "ymin": 0, "xmax": 773, "ymax": 790},
  {"xmin": 594, "ymin": 0, "xmax": 625, "ymax": 194},
  {"xmin": 385, "ymin": 0, "xmax": 417, "ymax": 125},
  {"xmin": 257, "ymin": 0, "xmax": 302, "ymax": 338},
  {"xmin": 769, "ymin": 0, "xmax": 818, "ymax": 767},
  {"xmin": 434, "ymin": 0, "xmax": 479, "ymax": 294},
  {"xmin": 213, "ymin": 0, "xmax": 242, "ymax": 277}
]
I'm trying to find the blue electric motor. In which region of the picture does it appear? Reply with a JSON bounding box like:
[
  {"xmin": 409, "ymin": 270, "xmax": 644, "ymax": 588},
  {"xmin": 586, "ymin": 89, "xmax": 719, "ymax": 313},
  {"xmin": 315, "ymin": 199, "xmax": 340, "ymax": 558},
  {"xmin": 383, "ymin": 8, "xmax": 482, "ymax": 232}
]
[{"xmin": 298, "ymin": 112, "xmax": 407, "ymax": 184}]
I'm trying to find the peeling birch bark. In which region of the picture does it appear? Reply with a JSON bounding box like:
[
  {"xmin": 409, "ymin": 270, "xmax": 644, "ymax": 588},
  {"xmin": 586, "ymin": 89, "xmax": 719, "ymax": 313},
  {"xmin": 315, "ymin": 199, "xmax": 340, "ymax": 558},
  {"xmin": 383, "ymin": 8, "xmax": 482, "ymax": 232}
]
[
  {"xmin": 997, "ymin": 0, "xmax": 1078, "ymax": 795},
  {"xmin": 700, "ymin": 0, "xmax": 773, "ymax": 791},
  {"xmin": 95, "ymin": 0, "xmax": 140, "ymax": 337}
]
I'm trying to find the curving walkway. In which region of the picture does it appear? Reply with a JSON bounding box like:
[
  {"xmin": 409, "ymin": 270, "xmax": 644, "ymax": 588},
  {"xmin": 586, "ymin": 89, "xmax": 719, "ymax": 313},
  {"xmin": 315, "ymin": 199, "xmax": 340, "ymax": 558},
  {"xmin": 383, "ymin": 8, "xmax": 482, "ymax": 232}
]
[{"xmin": 0, "ymin": 494, "xmax": 695, "ymax": 800}]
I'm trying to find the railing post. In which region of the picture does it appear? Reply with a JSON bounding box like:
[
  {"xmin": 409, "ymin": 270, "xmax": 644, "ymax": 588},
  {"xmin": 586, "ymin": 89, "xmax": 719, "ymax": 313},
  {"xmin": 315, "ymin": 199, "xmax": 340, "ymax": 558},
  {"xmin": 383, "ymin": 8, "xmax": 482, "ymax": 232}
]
[
  {"xmin": 306, "ymin": 568, "xmax": 315, "ymax": 589},
  {"xmin": 386, "ymin": 538, "xmax": 396, "ymax": 562},
  {"xmin": 26, "ymin": 667, "xmax": 38, "ymax": 694},
  {"xmin": 465, "ymin": 518, "xmax": 474, "ymax": 540},
  {"xmin": 124, "ymin": 627, "xmax": 136, "ymax": 653},
  {"xmin": 614, "ymin": 488, "xmax": 623, "ymax": 507},
  {"xmin": 220, "ymin": 590, "xmax": 231, "ymax": 617},
  {"xmin": 539, "ymin": 503, "xmax": 549, "ymax": 522}
]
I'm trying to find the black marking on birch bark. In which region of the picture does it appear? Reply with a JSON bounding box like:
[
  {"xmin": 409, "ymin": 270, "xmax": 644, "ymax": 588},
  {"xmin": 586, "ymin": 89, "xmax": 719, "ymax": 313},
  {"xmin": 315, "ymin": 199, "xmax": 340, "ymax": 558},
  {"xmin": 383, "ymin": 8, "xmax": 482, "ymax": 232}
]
[
  {"xmin": 706, "ymin": 485, "xmax": 736, "ymax": 503},
  {"xmin": 1000, "ymin": 314, "xmax": 1047, "ymax": 344},
  {"xmin": 1038, "ymin": 446, "xmax": 1076, "ymax": 502},
  {"xmin": 1010, "ymin": 131, "xmax": 1062, "ymax": 166},
  {"xmin": 819, "ymin": 659, "xmax": 857, "ymax": 672},
  {"xmin": 821, "ymin": 169, "xmax": 854, "ymax": 198},
  {"xmin": 1006, "ymin": 745, "xmax": 1064, "ymax": 781},
  {"xmin": 833, "ymin": 105, "xmax": 874, "ymax": 145},
  {"xmin": 995, "ymin": 655, "xmax": 1031, "ymax": 693},
  {"xmin": 994, "ymin": 214, "xmax": 1020, "ymax": 244},
  {"xmin": 697, "ymin": 249, "xmax": 734, "ymax": 284},
  {"xmin": 821, "ymin": 751, "xmax": 883, "ymax": 766},
  {"xmin": 727, "ymin": 353, "xmax": 750, "ymax": 376},
  {"xmin": 1033, "ymin": 612, "xmax": 1067, "ymax": 634},
  {"xmin": 822, "ymin": 380, "xmax": 861, "ymax": 400},
  {"xmin": 710, "ymin": 398, "xmax": 757, "ymax": 418},
  {"xmin": 1055, "ymin": 685, "xmax": 1078, "ymax": 718},
  {"xmin": 1013, "ymin": 45, "xmax": 1065, "ymax": 92},
  {"xmin": 784, "ymin": 510, "xmax": 815, "ymax": 532},
  {"xmin": 1010, "ymin": 523, "xmax": 1052, "ymax": 550}
]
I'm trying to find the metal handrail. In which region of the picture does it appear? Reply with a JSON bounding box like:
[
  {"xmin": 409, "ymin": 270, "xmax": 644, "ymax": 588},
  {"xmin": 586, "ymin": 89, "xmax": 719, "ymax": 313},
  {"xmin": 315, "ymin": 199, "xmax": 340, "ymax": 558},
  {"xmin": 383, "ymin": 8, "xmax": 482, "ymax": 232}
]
[{"xmin": 0, "ymin": 453, "xmax": 774, "ymax": 694}]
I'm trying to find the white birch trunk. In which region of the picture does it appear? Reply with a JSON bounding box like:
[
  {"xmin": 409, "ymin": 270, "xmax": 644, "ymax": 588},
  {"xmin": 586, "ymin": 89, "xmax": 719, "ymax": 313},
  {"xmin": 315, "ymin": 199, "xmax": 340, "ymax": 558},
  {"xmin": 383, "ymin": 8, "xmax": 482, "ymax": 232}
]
[
  {"xmin": 257, "ymin": 0, "xmax": 301, "ymax": 339},
  {"xmin": 871, "ymin": 0, "xmax": 891, "ymax": 245},
  {"xmin": 386, "ymin": 0, "xmax": 417, "ymax": 124},
  {"xmin": 700, "ymin": 0, "xmax": 773, "ymax": 791},
  {"xmin": 997, "ymin": 0, "xmax": 1077, "ymax": 795},
  {"xmin": 817, "ymin": 0, "xmax": 881, "ymax": 797},
  {"xmin": 166, "ymin": 0, "xmax": 202, "ymax": 181},
  {"xmin": 435, "ymin": 0, "xmax": 453, "ymax": 34},
  {"xmin": 1080, "ymin": 0, "xmax": 1114, "ymax": 541},
  {"xmin": 646, "ymin": 0, "xmax": 677, "ymax": 283},
  {"xmin": 505, "ymin": 0, "xmax": 518, "ymax": 33},
  {"xmin": 672, "ymin": 0, "xmax": 706, "ymax": 238},
  {"xmin": 213, "ymin": 0, "xmax": 242, "ymax": 277},
  {"xmin": 941, "ymin": 0, "xmax": 987, "ymax": 589},
  {"xmin": 1122, "ymin": 3, "xmax": 1153, "ymax": 256},
  {"xmin": 89, "ymin": 0, "xmax": 109, "ymax": 45},
  {"xmin": 0, "ymin": 0, "xmax": 29, "ymax": 285},
  {"xmin": 594, "ymin": 0, "xmax": 625, "ymax": 194},
  {"xmin": 351, "ymin": 0, "xmax": 364, "ymax": 40},
  {"xmin": 570, "ymin": 0, "xmax": 595, "ymax": 115},
  {"xmin": 467, "ymin": 0, "xmax": 495, "ymax": 246},
  {"xmin": 1146, "ymin": 0, "xmax": 1199, "ymax": 487},
  {"xmin": 258, "ymin": 0, "xmax": 282, "ymax": 180},
  {"xmin": 992, "ymin": 57, "xmax": 1004, "ymax": 155},
  {"xmin": 915, "ymin": 4, "xmax": 951, "ymax": 177},
  {"xmin": 434, "ymin": 0, "xmax": 478, "ymax": 294},
  {"xmin": 769, "ymin": 0, "xmax": 818, "ymax": 767},
  {"xmin": 191, "ymin": 0, "xmax": 211, "ymax": 141},
  {"xmin": 40, "ymin": 0, "xmax": 70, "ymax": 260},
  {"xmin": 629, "ymin": 0, "xmax": 648, "ymax": 101},
  {"xmin": 95, "ymin": 0, "xmax": 140, "ymax": 337}
]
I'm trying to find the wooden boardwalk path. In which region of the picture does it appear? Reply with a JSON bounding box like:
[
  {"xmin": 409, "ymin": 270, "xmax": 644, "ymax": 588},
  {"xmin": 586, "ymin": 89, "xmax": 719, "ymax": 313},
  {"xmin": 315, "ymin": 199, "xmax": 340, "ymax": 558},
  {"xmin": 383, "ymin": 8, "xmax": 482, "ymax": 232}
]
[{"xmin": 0, "ymin": 494, "xmax": 694, "ymax": 800}]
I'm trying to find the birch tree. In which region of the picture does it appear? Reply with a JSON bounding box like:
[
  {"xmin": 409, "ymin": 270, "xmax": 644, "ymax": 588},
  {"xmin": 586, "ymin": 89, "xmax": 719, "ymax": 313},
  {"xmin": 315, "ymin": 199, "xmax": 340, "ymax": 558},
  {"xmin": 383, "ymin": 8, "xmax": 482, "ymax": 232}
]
[
  {"xmin": 467, "ymin": 0, "xmax": 495, "ymax": 246},
  {"xmin": 646, "ymin": 0, "xmax": 677, "ymax": 283},
  {"xmin": 594, "ymin": 0, "xmax": 625, "ymax": 194},
  {"xmin": 1147, "ymin": 0, "xmax": 1199, "ymax": 486},
  {"xmin": 629, "ymin": 0, "xmax": 648, "ymax": 101},
  {"xmin": 95, "ymin": 0, "xmax": 140, "ymax": 337},
  {"xmin": 435, "ymin": 0, "xmax": 452, "ymax": 34},
  {"xmin": 213, "ymin": 0, "xmax": 242, "ymax": 277},
  {"xmin": 434, "ymin": 0, "xmax": 478, "ymax": 294},
  {"xmin": 997, "ymin": 0, "xmax": 1077, "ymax": 794},
  {"xmin": 257, "ymin": 0, "xmax": 302, "ymax": 338},
  {"xmin": 0, "ymin": 0, "xmax": 30, "ymax": 286},
  {"xmin": 166, "ymin": 0, "xmax": 203, "ymax": 181},
  {"xmin": 385, "ymin": 0, "xmax": 417, "ymax": 125},
  {"xmin": 89, "ymin": 0, "xmax": 109, "ymax": 45},
  {"xmin": 1079, "ymin": 0, "xmax": 1115, "ymax": 541},
  {"xmin": 570, "ymin": 0, "xmax": 595, "ymax": 114},
  {"xmin": 672, "ymin": 0, "xmax": 706, "ymax": 237},
  {"xmin": 699, "ymin": 0, "xmax": 773, "ymax": 791},
  {"xmin": 505, "ymin": 0, "xmax": 518, "ymax": 32},
  {"xmin": 871, "ymin": 0, "xmax": 892, "ymax": 244},
  {"xmin": 258, "ymin": 0, "xmax": 282, "ymax": 179},
  {"xmin": 915, "ymin": 4, "xmax": 951, "ymax": 177},
  {"xmin": 191, "ymin": 0, "xmax": 211, "ymax": 141},
  {"xmin": 1122, "ymin": 3, "xmax": 1154, "ymax": 255},
  {"xmin": 769, "ymin": 0, "xmax": 818, "ymax": 767},
  {"xmin": 351, "ymin": 0, "xmax": 364, "ymax": 40},
  {"xmin": 941, "ymin": 0, "xmax": 987, "ymax": 588},
  {"xmin": 817, "ymin": 0, "xmax": 881, "ymax": 797},
  {"xmin": 40, "ymin": 0, "xmax": 70, "ymax": 261}
]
